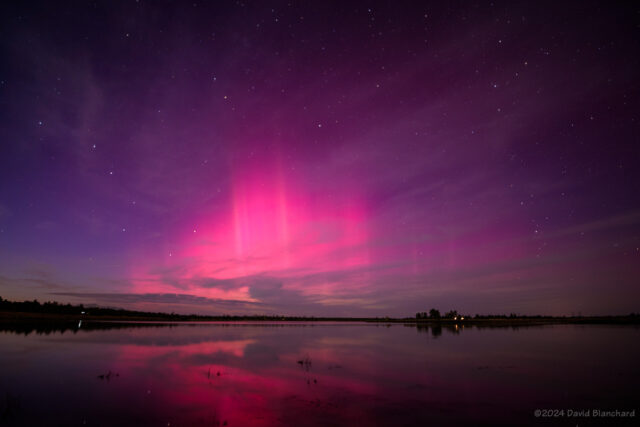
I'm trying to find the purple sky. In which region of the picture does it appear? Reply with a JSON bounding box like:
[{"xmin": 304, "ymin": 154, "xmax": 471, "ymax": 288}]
[{"xmin": 1, "ymin": 1, "xmax": 639, "ymax": 316}]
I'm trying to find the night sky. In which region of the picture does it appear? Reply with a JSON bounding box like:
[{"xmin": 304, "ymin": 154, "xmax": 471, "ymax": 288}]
[{"xmin": 1, "ymin": 1, "xmax": 639, "ymax": 316}]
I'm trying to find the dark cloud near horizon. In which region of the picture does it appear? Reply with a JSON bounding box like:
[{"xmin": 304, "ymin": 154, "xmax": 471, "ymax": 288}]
[{"xmin": 50, "ymin": 291, "xmax": 259, "ymax": 308}]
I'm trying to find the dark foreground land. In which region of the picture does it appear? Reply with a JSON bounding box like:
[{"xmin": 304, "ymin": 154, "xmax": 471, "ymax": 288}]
[
  {"xmin": 2, "ymin": 310, "xmax": 640, "ymax": 324},
  {"xmin": 0, "ymin": 296, "xmax": 638, "ymax": 327}
]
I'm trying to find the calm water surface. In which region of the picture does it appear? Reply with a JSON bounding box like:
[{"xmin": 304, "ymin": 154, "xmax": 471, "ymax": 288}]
[{"xmin": 0, "ymin": 322, "xmax": 638, "ymax": 426}]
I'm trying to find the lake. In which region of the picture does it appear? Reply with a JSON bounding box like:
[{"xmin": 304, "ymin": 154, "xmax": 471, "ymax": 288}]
[{"xmin": 0, "ymin": 322, "xmax": 638, "ymax": 426}]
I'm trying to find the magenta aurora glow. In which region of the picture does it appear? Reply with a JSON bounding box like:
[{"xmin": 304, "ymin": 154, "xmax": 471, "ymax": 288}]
[{"xmin": 0, "ymin": 1, "xmax": 639, "ymax": 316}]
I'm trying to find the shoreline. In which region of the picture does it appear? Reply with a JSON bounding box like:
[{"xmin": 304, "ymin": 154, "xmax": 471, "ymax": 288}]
[{"xmin": 1, "ymin": 311, "xmax": 638, "ymax": 325}]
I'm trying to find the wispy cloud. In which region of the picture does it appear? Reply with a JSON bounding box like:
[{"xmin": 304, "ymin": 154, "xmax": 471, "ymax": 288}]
[{"xmin": 50, "ymin": 292, "xmax": 260, "ymax": 309}]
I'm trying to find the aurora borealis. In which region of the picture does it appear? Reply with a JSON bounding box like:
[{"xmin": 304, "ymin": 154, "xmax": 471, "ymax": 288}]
[{"xmin": 0, "ymin": 1, "xmax": 639, "ymax": 316}]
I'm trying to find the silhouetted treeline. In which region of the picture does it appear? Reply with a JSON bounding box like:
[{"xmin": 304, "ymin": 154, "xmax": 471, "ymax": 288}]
[
  {"xmin": 0, "ymin": 297, "xmax": 88, "ymax": 315},
  {"xmin": 0, "ymin": 296, "xmax": 376, "ymax": 321},
  {"xmin": 415, "ymin": 309, "xmax": 463, "ymax": 319},
  {"xmin": 2, "ymin": 296, "xmax": 638, "ymax": 324},
  {"xmin": 0, "ymin": 296, "xmax": 196, "ymax": 319},
  {"xmin": 414, "ymin": 307, "xmax": 640, "ymax": 323}
]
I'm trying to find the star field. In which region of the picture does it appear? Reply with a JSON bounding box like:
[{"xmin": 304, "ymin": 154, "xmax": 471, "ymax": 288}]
[{"xmin": 0, "ymin": 1, "xmax": 639, "ymax": 316}]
